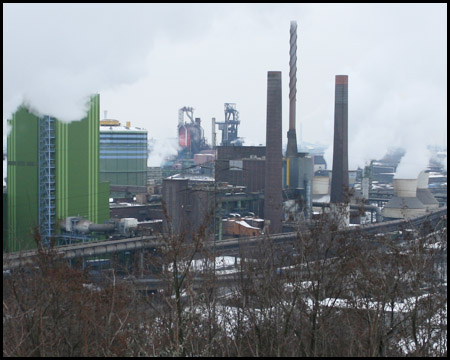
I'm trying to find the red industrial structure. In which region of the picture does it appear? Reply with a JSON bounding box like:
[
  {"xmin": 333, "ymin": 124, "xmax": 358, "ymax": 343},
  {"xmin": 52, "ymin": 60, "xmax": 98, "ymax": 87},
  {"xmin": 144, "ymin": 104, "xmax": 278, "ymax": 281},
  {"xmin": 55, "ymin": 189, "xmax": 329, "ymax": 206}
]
[{"xmin": 177, "ymin": 107, "xmax": 209, "ymax": 158}]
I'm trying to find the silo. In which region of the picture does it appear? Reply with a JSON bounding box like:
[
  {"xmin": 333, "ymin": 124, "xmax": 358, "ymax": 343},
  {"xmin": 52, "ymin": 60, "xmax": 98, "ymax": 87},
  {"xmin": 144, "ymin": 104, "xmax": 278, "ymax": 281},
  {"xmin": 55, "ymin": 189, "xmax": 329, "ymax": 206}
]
[
  {"xmin": 162, "ymin": 178, "xmax": 189, "ymax": 235},
  {"xmin": 264, "ymin": 71, "xmax": 283, "ymax": 234},
  {"xmin": 313, "ymin": 176, "xmax": 330, "ymax": 195}
]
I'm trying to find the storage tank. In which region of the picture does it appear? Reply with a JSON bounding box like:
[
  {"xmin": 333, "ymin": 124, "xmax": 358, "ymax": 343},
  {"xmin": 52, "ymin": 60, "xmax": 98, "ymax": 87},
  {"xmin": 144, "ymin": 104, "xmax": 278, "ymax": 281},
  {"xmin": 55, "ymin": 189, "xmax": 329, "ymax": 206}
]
[
  {"xmin": 382, "ymin": 179, "xmax": 427, "ymax": 219},
  {"xmin": 313, "ymin": 176, "xmax": 330, "ymax": 195}
]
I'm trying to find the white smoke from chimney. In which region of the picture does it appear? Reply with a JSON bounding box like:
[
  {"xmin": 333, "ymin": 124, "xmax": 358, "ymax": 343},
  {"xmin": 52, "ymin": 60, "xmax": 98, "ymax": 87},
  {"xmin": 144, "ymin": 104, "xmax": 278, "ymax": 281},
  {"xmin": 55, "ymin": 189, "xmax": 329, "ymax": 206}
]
[
  {"xmin": 3, "ymin": 4, "xmax": 151, "ymax": 127},
  {"xmin": 3, "ymin": 3, "xmax": 216, "ymax": 131},
  {"xmin": 441, "ymin": 154, "xmax": 447, "ymax": 172},
  {"xmin": 394, "ymin": 141, "xmax": 432, "ymax": 180},
  {"xmin": 147, "ymin": 138, "xmax": 180, "ymax": 167}
]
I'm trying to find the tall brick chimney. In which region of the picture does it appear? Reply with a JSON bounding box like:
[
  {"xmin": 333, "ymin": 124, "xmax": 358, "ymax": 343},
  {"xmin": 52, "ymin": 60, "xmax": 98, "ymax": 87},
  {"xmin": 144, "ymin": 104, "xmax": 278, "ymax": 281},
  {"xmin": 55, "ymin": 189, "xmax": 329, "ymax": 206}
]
[
  {"xmin": 330, "ymin": 75, "xmax": 349, "ymax": 204},
  {"xmin": 264, "ymin": 71, "xmax": 283, "ymax": 234}
]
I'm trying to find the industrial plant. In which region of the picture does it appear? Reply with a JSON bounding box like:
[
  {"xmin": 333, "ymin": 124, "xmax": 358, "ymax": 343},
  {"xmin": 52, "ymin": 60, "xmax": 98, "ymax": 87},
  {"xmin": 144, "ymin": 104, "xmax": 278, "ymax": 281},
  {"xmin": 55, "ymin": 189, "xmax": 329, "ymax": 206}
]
[
  {"xmin": 3, "ymin": 19, "xmax": 446, "ymax": 262},
  {"xmin": 2, "ymin": 17, "xmax": 446, "ymax": 358}
]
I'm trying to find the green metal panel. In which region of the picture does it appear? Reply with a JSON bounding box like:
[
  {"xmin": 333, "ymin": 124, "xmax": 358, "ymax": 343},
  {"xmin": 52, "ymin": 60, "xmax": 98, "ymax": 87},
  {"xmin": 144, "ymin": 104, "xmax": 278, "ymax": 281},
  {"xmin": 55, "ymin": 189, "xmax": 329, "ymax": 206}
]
[
  {"xmin": 98, "ymin": 181, "xmax": 111, "ymax": 222},
  {"xmin": 56, "ymin": 120, "xmax": 69, "ymax": 222},
  {"xmin": 3, "ymin": 192, "xmax": 7, "ymax": 252},
  {"xmin": 61, "ymin": 94, "xmax": 100, "ymax": 223},
  {"xmin": 6, "ymin": 94, "xmax": 109, "ymax": 252},
  {"xmin": 7, "ymin": 108, "xmax": 39, "ymax": 251}
]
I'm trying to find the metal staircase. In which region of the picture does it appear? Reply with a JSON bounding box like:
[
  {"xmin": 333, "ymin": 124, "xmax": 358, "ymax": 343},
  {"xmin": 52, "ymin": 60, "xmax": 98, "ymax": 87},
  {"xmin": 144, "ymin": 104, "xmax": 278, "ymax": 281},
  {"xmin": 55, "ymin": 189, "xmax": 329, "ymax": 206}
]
[{"xmin": 38, "ymin": 115, "xmax": 56, "ymax": 246}]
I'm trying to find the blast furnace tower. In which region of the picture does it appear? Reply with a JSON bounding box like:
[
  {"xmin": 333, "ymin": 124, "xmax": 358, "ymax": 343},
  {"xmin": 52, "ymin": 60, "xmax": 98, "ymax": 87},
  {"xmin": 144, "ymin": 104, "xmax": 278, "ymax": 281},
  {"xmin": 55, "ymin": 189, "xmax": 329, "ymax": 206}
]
[{"xmin": 216, "ymin": 103, "xmax": 243, "ymax": 146}]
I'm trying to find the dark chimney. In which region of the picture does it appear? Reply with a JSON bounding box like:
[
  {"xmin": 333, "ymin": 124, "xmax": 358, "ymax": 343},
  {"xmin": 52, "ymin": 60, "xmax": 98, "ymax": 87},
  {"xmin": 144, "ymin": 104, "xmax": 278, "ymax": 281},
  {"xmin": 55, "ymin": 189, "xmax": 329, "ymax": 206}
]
[
  {"xmin": 264, "ymin": 71, "xmax": 283, "ymax": 234},
  {"xmin": 330, "ymin": 75, "xmax": 349, "ymax": 204}
]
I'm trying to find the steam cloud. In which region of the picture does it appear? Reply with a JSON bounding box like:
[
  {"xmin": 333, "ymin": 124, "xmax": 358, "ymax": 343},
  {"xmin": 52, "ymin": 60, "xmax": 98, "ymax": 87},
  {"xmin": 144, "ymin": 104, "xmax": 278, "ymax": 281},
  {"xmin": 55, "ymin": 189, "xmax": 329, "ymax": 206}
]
[
  {"xmin": 394, "ymin": 144, "xmax": 432, "ymax": 179},
  {"xmin": 3, "ymin": 3, "xmax": 216, "ymax": 130},
  {"xmin": 4, "ymin": 4, "xmax": 446, "ymax": 173},
  {"xmin": 147, "ymin": 138, "xmax": 180, "ymax": 167}
]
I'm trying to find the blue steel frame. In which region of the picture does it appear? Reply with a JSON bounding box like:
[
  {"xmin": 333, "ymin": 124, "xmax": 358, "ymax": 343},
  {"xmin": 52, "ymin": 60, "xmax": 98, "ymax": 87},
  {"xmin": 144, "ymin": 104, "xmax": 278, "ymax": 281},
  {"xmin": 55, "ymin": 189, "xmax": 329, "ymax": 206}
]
[{"xmin": 38, "ymin": 115, "xmax": 56, "ymax": 246}]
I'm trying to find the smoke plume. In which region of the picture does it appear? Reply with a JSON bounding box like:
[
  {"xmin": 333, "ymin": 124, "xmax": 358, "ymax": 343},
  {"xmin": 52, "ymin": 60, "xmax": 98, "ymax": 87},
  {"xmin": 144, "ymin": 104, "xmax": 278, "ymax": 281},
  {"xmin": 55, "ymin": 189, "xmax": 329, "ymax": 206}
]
[
  {"xmin": 3, "ymin": 3, "xmax": 216, "ymax": 131},
  {"xmin": 147, "ymin": 138, "xmax": 180, "ymax": 167}
]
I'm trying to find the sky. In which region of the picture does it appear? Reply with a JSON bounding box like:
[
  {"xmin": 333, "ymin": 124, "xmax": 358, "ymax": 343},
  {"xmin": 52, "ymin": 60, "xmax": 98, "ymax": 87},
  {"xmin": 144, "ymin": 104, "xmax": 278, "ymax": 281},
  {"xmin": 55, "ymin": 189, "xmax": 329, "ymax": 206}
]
[{"xmin": 3, "ymin": 3, "xmax": 447, "ymax": 177}]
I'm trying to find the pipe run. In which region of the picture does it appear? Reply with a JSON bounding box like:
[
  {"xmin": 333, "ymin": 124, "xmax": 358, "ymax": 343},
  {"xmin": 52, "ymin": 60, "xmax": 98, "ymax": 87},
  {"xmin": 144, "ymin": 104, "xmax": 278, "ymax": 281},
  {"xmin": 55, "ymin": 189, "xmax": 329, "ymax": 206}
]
[
  {"xmin": 312, "ymin": 202, "xmax": 382, "ymax": 223},
  {"xmin": 88, "ymin": 223, "xmax": 115, "ymax": 233}
]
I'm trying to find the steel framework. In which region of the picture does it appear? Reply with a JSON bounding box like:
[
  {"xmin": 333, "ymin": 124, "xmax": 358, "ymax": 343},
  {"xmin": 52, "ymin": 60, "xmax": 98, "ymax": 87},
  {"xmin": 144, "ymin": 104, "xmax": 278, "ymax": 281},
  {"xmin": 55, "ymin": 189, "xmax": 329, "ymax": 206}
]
[
  {"xmin": 38, "ymin": 115, "xmax": 56, "ymax": 246},
  {"xmin": 216, "ymin": 103, "xmax": 242, "ymax": 146}
]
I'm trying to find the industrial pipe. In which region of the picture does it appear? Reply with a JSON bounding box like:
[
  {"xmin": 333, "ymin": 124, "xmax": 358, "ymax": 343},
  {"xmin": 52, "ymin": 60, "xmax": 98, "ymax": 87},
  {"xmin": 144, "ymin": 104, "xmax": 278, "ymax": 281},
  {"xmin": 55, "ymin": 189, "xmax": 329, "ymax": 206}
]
[
  {"xmin": 312, "ymin": 202, "xmax": 382, "ymax": 223},
  {"xmin": 60, "ymin": 217, "xmax": 116, "ymax": 233},
  {"xmin": 88, "ymin": 223, "xmax": 116, "ymax": 233}
]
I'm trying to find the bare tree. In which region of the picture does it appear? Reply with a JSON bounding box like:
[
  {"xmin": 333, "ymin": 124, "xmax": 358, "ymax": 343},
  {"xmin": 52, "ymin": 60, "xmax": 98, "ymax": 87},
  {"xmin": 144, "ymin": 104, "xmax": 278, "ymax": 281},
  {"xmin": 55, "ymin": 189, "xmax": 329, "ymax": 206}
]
[{"xmin": 4, "ymin": 206, "xmax": 446, "ymax": 357}]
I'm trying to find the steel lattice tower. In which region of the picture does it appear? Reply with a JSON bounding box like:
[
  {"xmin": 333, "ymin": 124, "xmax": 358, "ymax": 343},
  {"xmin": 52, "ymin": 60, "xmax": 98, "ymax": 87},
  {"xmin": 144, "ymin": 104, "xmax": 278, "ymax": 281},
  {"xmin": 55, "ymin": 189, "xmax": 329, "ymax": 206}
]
[{"xmin": 38, "ymin": 115, "xmax": 56, "ymax": 246}]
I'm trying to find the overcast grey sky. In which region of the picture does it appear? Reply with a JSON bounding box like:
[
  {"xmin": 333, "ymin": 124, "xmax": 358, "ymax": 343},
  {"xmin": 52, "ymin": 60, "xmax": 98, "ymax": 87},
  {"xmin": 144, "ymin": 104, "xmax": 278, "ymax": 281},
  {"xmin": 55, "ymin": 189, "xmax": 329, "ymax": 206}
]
[{"xmin": 3, "ymin": 3, "xmax": 447, "ymax": 175}]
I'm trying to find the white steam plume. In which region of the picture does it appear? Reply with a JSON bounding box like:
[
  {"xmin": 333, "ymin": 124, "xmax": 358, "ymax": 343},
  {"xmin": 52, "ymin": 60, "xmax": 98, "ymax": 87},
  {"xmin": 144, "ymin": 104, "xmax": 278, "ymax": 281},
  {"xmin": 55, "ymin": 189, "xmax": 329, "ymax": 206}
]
[
  {"xmin": 3, "ymin": 3, "xmax": 216, "ymax": 130},
  {"xmin": 394, "ymin": 144, "xmax": 431, "ymax": 179},
  {"xmin": 148, "ymin": 138, "xmax": 180, "ymax": 167}
]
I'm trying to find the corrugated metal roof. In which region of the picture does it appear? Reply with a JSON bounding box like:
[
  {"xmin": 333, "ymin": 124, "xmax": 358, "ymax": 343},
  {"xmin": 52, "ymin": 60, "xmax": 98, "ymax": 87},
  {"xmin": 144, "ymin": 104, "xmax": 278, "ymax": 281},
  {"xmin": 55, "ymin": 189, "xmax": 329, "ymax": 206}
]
[{"xmin": 100, "ymin": 125, "xmax": 147, "ymax": 132}]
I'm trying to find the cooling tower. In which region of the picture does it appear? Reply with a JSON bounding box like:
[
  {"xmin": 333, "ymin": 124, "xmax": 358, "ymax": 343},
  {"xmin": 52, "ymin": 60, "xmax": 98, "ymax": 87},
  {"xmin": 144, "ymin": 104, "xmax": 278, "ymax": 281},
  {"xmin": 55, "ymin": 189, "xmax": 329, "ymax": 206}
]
[
  {"xmin": 330, "ymin": 75, "xmax": 349, "ymax": 204},
  {"xmin": 382, "ymin": 179, "xmax": 427, "ymax": 219},
  {"xmin": 264, "ymin": 71, "xmax": 283, "ymax": 234},
  {"xmin": 416, "ymin": 171, "xmax": 439, "ymax": 210}
]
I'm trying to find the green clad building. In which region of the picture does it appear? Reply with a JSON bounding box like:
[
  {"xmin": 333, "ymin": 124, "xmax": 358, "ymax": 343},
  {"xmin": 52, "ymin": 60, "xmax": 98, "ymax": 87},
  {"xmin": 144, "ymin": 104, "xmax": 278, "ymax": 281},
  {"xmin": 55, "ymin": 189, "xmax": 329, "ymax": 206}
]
[{"xmin": 6, "ymin": 94, "xmax": 110, "ymax": 252}]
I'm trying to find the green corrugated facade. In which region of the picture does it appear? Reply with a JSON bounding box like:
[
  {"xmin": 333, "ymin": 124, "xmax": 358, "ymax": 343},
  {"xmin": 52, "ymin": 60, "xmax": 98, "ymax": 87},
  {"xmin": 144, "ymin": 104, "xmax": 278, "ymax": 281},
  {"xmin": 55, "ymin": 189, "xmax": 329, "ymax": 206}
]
[{"xmin": 5, "ymin": 94, "xmax": 110, "ymax": 252}]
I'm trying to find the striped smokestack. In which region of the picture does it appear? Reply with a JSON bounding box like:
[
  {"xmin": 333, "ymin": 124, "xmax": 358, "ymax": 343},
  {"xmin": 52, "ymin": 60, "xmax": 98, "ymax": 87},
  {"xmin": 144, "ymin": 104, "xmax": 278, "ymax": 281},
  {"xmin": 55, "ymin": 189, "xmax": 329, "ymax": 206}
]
[
  {"xmin": 265, "ymin": 71, "xmax": 283, "ymax": 234},
  {"xmin": 286, "ymin": 20, "xmax": 298, "ymax": 157},
  {"xmin": 330, "ymin": 75, "xmax": 349, "ymax": 204}
]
